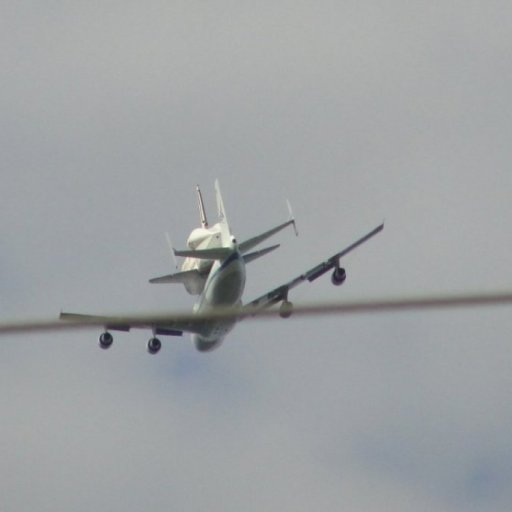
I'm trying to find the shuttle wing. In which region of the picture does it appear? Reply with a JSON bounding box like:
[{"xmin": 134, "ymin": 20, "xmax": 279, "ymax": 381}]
[
  {"xmin": 245, "ymin": 223, "xmax": 384, "ymax": 312},
  {"xmin": 149, "ymin": 269, "xmax": 203, "ymax": 285},
  {"xmin": 149, "ymin": 268, "xmax": 207, "ymax": 295}
]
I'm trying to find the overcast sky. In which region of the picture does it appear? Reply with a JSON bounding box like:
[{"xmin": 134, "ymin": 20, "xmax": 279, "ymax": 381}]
[{"xmin": 1, "ymin": 2, "xmax": 512, "ymax": 511}]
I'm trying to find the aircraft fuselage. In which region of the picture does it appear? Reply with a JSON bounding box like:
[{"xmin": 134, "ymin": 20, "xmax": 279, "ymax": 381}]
[{"xmin": 191, "ymin": 248, "xmax": 246, "ymax": 352}]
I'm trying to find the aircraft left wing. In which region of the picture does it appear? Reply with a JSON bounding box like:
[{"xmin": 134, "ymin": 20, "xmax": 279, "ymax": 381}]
[
  {"xmin": 59, "ymin": 312, "xmax": 202, "ymax": 336},
  {"xmin": 245, "ymin": 223, "xmax": 384, "ymax": 313}
]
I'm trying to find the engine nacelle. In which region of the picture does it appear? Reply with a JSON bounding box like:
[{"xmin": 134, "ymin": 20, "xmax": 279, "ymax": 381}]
[
  {"xmin": 279, "ymin": 300, "xmax": 294, "ymax": 319},
  {"xmin": 99, "ymin": 331, "xmax": 113, "ymax": 349},
  {"xmin": 147, "ymin": 337, "xmax": 162, "ymax": 355},
  {"xmin": 331, "ymin": 267, "xmax": 347, "ymax": 286}
]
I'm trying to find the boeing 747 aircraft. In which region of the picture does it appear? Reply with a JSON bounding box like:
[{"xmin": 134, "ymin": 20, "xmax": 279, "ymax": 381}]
[{"xmin": 60, "ymin": 180, "xmax": 384, "ymax": 352}]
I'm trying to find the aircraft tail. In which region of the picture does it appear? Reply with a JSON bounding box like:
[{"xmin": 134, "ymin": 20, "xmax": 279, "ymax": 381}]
[{"xmin": 214, "ymin": 179, "xmax": 232, "ymax": 245}]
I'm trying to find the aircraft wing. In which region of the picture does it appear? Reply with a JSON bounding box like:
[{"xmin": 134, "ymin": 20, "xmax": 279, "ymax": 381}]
[
  {"xmin": 244, "ymin": 223, "xmax": 384, "ymax": 312},
  {"xmin": 59, "ymin": 312, "xmax": 203, "ymax": 336}
]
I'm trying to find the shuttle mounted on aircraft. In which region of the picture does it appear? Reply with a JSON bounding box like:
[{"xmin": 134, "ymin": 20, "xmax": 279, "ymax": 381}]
[{"xmin": 60, "ymin": 181, "xmax": 384, "ymax": 352}]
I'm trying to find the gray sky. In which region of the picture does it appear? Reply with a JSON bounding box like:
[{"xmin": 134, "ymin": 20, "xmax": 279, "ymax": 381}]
[{"xmin": 1, "ymin": 1, "xmax": 512, "ymax": 510}]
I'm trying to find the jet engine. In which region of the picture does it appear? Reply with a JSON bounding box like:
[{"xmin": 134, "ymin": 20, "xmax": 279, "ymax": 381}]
[
  {"xmin": 279, "ymin": 300, "xmax": 294, "ymax": 318},
  {"xmin": 147, "ymin": 337, "xmax": 162, "ymax": 354},
  {"xmin": 331, "ymin": 267, "xmax": 347, "ymax": 286},
  {"xmin": 99, "ymin": 331, "xmax": 113, "ymax": 349}
]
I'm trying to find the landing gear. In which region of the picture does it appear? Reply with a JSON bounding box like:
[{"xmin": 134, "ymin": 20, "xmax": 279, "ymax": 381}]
[
  {"xmin": 279, "ymin": 300, "xmax": 294, "ymax": 319},
  {"xmin": 147, "ymin": 337, "xmax": 162, "ymax": 355},
  {"xmin": 99, "ymin": 331, "xmax": 113, "ymax": 349}
]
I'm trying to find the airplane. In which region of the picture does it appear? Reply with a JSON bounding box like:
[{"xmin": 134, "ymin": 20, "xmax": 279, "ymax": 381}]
[{"xmin": 59, "ymin": 180, "xmax": 384, "ymax": 353}]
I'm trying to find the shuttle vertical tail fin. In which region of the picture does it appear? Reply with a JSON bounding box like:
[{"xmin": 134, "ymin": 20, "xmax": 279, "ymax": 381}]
[{"xmin": 214, "ymin": 179, "xmax": 232, "ymax": 245}]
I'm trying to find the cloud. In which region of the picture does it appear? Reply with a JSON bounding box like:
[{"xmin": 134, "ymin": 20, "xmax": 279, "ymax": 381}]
[{"xmin": 0, "ymin": 2, "xmax": 511, "ymax": 511}]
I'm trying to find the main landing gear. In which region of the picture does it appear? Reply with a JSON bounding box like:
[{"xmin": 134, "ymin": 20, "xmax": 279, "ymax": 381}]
[{"xmin": 98, "ymin": 331, "xmax": 162, "ymax": 355}]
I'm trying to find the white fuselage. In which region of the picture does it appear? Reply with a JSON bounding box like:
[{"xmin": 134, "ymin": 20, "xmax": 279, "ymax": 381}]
[{"xmin": 185, "ymin": 225, "xmax": 247, "ymax": 352}]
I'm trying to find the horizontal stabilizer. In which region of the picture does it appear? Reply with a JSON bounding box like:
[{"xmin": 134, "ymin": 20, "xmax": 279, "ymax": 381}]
[
  {"xmin": 239, "ymin": 219, "xmax": 296, "ymax": 254},
  {"xmin": 173, "ymin": 247, "xmax": 233, "ymax": 260},
  {"xmin": 243, "ymin": 244, "xmax": 280, "ymax": 264}
]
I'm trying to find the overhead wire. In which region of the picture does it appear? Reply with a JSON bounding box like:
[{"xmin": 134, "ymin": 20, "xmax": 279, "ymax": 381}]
[{"xmin": 1, "ymin": 290, "xmax": 511, "ymax": 335}]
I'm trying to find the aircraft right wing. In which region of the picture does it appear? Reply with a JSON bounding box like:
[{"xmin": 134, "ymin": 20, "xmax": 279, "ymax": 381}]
[
  {"xmin": 244, "ymin": 223, "xmax": 384, "ymax": 314},
  {"xmin": 58, "ymin": 311, "xmax": 202, "ymax": 336}
]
